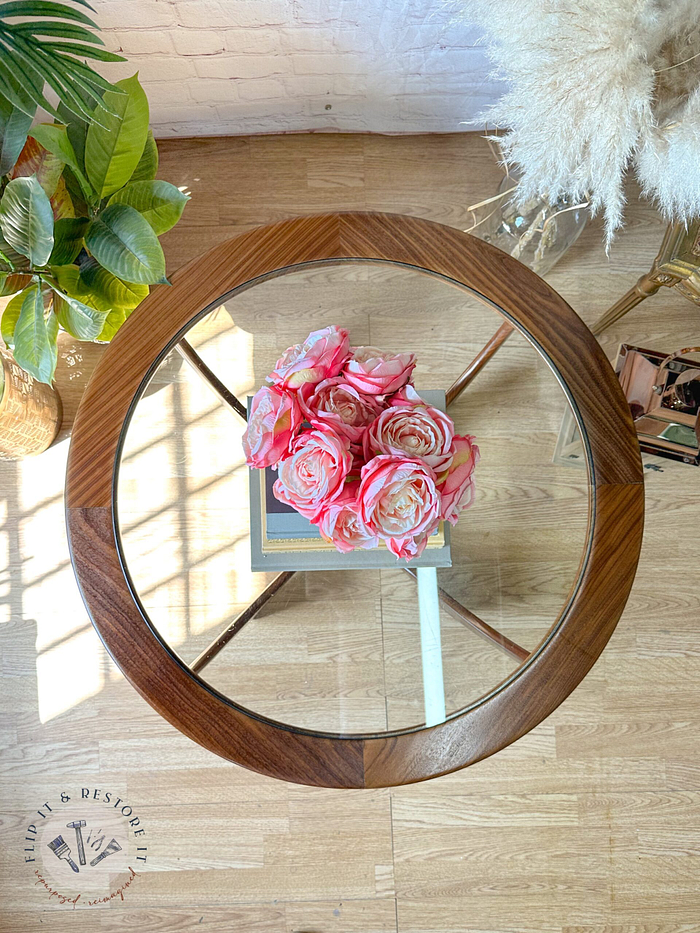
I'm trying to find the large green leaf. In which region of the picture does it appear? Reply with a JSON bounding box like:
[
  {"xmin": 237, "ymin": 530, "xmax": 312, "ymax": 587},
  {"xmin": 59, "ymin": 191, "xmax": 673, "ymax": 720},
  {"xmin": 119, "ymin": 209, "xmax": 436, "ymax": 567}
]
[
  {"xmin": 29, "ymin": 122, "xmax": 93, "ymax": 201},
  {"xmin": 0, "ymin": 96, "xmax": 34, "ymax": 175},
  {"xmin": 79, "ymin": 257, "xmax": 148, "ymax": 309},
  {"xmin": 57, "ymin": 100, "xmax": 87, "ymax": 169},
  {"xmin": 84, "ymin": 74, "xmax": 149, "ymax": 198},
  {"xmin": 49, "ymin": 216, "xmax": 88, "ymax": 264},
  {"xmin": 60, "ymin": 167, "xmax": 87, "ymax": 214},
  {"xmin": 45, "ymin": 303, "xmax": 58, "ymax": 374},
  {"xmin": 85, "ymin": 203, "xmax": 166, "ymax": 284},
  {"xmin": 48, "ymin": 261, "xmax": 134, "ymax": 342},
  {"xmin": 108, "ymin": 180, "xmax": 189, "ymax": 236},
  {"xmin": 30, "ymin": 121, "xmax": 75, "ymax": 164},
  {"xmin": 48, "ymin": 283, "xmax": 107, "ymax": 340},
  {"xmin": 0, "ymin": 286, "xmax": 25, "ymax": 345},
  {"xmin": 49, "ymin": 175, "xmax": 75, "ymax": 220},
  {"xmin": 0, "ymin": 175, "xmax": 54, "ymax": 265},
  {"xmin": 51, "ymin": 260, "xmax": 82, "ymax": 295},
  {"xmin": 130, "ymin": 129, "xmax": 158, "ymax": 182},
  {"xmin": 0, "ymin": 227, "xmax": 30, "ymax": 271},
  {"xmin": 12, "ymin": 280, "xmax": 57, "ymax": 382},
  {"xmin": 96, "ymin": 304, "xmax": 129, "ymax": 341},
  {"xmin": 52, "ymin": 260, "xmax": 146, "ymax": 318}
]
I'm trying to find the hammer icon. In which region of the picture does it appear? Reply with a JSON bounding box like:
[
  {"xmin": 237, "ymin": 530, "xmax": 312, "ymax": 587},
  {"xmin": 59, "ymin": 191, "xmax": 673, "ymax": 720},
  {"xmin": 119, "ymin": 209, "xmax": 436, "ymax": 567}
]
[{"xmin": 66, "ymin": 820, "xmax": 87, "ymax": 866}]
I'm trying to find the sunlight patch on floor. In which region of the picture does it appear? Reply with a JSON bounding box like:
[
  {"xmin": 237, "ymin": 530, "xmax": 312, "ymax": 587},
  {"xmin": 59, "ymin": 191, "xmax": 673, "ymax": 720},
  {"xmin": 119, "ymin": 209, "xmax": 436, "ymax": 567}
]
[{"xmin": 36, "ymin": 626, "xmax": 104, "ymax": 723}]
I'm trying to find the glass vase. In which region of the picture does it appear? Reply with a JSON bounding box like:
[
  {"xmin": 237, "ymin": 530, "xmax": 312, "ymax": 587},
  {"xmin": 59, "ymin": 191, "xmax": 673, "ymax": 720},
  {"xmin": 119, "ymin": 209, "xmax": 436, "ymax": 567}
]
[{"xmin": 476, "ymin": 172, "xmax": 589, "ymax": 276}]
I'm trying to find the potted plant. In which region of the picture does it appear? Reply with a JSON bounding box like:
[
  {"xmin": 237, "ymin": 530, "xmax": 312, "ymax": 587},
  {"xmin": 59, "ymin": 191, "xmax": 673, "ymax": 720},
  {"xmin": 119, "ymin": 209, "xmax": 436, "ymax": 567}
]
[{"xmin": 0, "ymin": 1, "xmax": 188, "ymax": 457}]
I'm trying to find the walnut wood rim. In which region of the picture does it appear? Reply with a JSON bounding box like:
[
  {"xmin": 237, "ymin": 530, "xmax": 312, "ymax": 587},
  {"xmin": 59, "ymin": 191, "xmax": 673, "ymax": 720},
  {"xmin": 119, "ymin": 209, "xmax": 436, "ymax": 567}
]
[{"xmin": 66, "ymin": 212, "xmax": 644, "ymax": 788}]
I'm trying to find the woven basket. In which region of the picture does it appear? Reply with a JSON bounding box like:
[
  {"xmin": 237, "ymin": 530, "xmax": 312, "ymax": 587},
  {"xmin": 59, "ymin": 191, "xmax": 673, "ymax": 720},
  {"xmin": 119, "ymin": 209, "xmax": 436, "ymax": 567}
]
[{"xmin": 0, "ymin": 347, "xmax": 62, "ymax": 459}]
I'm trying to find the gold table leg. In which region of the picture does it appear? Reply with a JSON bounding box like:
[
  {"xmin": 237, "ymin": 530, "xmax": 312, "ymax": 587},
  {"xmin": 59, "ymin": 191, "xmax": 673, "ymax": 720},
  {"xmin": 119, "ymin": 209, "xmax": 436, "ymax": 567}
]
[{"xmin": 590, "ymin": 270, "xmax": 661, "ymax": 336}]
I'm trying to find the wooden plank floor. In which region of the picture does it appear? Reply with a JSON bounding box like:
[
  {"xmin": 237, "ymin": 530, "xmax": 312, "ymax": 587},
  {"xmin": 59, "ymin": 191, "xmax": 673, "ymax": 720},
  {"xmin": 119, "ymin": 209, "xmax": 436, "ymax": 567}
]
[{"xmin": 2, "ymin": 132, "xmax": 700, "ymax": 931}]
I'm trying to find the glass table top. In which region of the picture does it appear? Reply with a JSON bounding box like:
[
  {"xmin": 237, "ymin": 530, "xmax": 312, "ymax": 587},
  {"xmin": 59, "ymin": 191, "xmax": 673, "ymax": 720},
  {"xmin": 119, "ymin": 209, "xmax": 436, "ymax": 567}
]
[{"xmin": 116, "ymin": 261, "xmax": 589, "ymax": 736}]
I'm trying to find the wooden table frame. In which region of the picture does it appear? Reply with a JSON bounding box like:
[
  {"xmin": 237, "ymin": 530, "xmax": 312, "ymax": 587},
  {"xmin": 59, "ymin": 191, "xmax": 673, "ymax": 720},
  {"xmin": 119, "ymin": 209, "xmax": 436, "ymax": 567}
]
[{"xmin": 66, "ymin": 212, "xmax": 644, "ymax": 788}]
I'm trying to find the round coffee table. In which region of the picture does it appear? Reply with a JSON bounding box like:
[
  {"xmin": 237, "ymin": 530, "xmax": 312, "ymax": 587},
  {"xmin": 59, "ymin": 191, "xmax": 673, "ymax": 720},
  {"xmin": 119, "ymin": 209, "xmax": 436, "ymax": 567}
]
[{"xmin": 66, "ymin": 212, "xmax": 644, "ymax": 787}]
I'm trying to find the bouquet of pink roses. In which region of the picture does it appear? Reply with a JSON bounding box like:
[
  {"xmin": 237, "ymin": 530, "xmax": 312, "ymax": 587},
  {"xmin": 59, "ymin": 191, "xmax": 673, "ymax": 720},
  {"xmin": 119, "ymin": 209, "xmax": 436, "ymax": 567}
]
[{"xmin": 243, "ymin": 325, "xmax": 479, "ymax": 560}]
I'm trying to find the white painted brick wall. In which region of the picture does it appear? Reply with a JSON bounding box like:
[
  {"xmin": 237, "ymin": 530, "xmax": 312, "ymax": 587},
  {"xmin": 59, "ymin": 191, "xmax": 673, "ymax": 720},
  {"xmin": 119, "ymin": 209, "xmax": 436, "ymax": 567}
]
[{"xmin": 92, "ymin": 0, "xmax": 500, "ymax": 137}]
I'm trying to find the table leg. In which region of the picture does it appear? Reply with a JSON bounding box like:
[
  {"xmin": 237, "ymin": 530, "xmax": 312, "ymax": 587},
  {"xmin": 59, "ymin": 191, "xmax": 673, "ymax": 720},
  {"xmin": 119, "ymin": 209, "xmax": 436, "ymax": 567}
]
[
  {"xmin": 175, "ymin": 338, "xmax": 248, "ymax": 421},
  {"xmin": 417, "ymin": 567, "xmax": 447, "ymax": 726},
  {"xmin": 445, "ymin": 320, "xmax": 514, "ymax": 406},
  {"xmin": 590, "ymin": 270, "xmax": 660, "ymax": 336},
  {"xmin": 191, "ymin": 571, "xmax": 295, "ymax": 673}
]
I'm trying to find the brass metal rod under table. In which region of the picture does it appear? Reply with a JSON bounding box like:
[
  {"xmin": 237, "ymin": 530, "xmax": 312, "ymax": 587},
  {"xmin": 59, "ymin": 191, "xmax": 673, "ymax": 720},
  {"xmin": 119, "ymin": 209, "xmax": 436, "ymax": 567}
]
[
  {"xmin": 402, "ymin": 568, "xmax": 529, "ymax": 663},
  {"xmin": 176, "ymin": 338, "xmax": 248, "ymax": 421},
  {"xmin": 190, "ymin": 571, "xmax": 295, "ymax": 674}
]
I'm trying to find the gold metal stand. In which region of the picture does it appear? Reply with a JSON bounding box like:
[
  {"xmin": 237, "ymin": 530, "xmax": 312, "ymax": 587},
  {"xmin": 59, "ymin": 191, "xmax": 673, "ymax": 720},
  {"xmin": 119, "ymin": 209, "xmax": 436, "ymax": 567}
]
[
  {"xmin": 591, "ymin": 221, "xmax": 700, "ymax": 333},
  {"xmin": 447, "ymin": 220, "xmax": 700, "ymax": 406}
]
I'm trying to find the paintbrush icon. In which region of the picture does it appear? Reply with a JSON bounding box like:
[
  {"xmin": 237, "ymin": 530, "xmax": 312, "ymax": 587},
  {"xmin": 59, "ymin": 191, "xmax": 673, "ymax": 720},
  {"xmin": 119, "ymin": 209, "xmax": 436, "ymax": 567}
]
[{"xmin": 47, "ymin": 835, "xmax": 80, "ymax": 873}]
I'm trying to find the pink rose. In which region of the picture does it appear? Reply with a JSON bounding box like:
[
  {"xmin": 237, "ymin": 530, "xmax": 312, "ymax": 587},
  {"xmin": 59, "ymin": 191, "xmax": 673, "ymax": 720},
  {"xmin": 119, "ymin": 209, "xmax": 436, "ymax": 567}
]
[
  {"xmin": 437, "ymin": 434, "xmax": 480, "ymax": 525},
  {"xmin": 346, "ymin": 441, "xmax": 366, "ymax": 480},
  {"xmin": 273, "ymin": 426, "xmax": 352, "ymax": 521},
  {"xmin": 388, "ymin": 384, "xmax": 426, "ymax": 407},
  {"xmin": 358, "ymin": 455, "xmax": 440, "ymax": 560},
  {"xmin": 364, "ymin": 387, "xmax": 455, "ymax": 472},
  {"xmin": 343, "ymin": 346, "xmax": 416, "ymax": 396},
  {"xmin": 300, "ymin": 376, "xmax": 383, "ymax": 443},
  {"xmin": 268, "ymin": 325, "xmax": 350, "ymax": 390},
  {"xmin": 317, "ymin": 481, "xmax": 379, "ymax": 553},
  {"xmin": 242, "ymin": 384, "xmax": 301, "ymax": 469}
]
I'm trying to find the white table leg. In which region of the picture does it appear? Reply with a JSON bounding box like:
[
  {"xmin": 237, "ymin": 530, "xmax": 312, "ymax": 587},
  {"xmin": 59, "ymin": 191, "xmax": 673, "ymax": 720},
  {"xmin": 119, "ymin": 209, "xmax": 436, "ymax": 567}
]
[{"xmin": 417, "ymin": 567, "xmax": 446, "ymax": 726}]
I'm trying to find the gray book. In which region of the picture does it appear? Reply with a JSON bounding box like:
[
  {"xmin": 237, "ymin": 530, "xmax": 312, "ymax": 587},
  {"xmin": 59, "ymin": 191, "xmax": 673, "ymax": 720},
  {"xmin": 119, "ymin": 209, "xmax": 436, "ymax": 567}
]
[{"xmin": 248, "ymin": 389, "xmax": 452, "ymax": 572}]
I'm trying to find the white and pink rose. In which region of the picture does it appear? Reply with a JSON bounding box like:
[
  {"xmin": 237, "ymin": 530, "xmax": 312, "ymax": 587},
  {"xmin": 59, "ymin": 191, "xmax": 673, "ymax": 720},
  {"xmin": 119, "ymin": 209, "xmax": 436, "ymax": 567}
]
[
  {"xmin": 364, "ymin": 385, "xmax": 455, "ymax": 472},
  {"xmin": 300, "ymin": 376, "xmax": 384, "ymax": 442},
  {"xmin": 273, "ymin": 425, "xmax": 352, "ymax": 522},
  {"xmin": 342, "ymin": 346, "xmax": 416, "ymax": 396},
  {"xmin": 242, "ymin": 384, "xmax": 301, "ymax": 469},
  {"xmin": 268, "ymin": 325, "xmax": 350, "ymax": 390},
  {"xmin": 317, "ymin": 481, "xmax": 379, "ymax": 553},
  {"xmin": 357, "ymin": 455, "xmax": 441, "ymax": 560}
]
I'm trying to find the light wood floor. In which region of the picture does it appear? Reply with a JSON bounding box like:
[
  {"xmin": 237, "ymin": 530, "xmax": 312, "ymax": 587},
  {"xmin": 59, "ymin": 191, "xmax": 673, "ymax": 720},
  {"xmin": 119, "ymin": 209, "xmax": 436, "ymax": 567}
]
[{"xmin": 2, "ymin": 133, "xmax": 700, "ymax": 931}]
